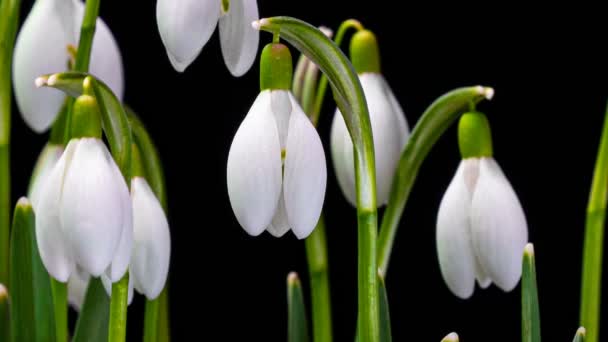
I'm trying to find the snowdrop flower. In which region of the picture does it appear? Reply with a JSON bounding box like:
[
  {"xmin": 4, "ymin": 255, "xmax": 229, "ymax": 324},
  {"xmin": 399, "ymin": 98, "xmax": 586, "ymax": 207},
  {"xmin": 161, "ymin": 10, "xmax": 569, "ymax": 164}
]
[
  {"xmin": 436, "ymin": 111, "xmax": 528, "ymax": 299},
  {"xmin": 28, "ymin": 144, "xmax": 65, "ymax": 208},
  {"xmin": 331, "ymin": 29, "xmax": 409, "ymax": 206},
  {"xmin": 12, "ymin": 0, "xmax": 124, "ymax": 133},
  {"xmin": 157, "ymin": 0, "xmax": 259, "ymax": 75},
  {"xmin": 35, "ymin": 89, "xmax": 132, "ymax": 286},
  {"xmin": 227, "ymin": 43, "xmax": 327, "ymax": 239}
]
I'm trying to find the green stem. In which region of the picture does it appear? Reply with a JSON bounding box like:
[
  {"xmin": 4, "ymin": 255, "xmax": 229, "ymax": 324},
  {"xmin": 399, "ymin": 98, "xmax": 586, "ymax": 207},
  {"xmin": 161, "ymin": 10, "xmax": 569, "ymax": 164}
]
[
  {"xmin": 143, "ymin": 297, "xmax": 159, "ymax": 342},
  {"xmin": 579, "ymin": 101, "xmax": 608, "ymax": 342},
  {"xmin": 158, "ymin": 287, "xmax": 170, "ymax": 342},
  {"xmin": 0, "ymin": 0, "xmax": 21, "ymax": 286},
  {"xmin": 305, "ymin": 216, "xmax": 332, "ymax": 342},
  {"xmin": 51, "ymin": 278, "xmax": 68, "ymax": 342},
  {"xmin": 108, "ymin": 273, "xmax": 129, "ymax": 342},
  {"xmin": 257, "ymin": 17, "xmax": 379, "ymax": 341},
  {"xmin": 377, "ymin": 86, "xmax": 494, "ymax": 277},
  {"xmin": 522, "ymin": 244, "xmax": 541, "ymax": 342},
  {"xmin": 311, "ymin": 19, "xmax": 363, "ymax": 123}
]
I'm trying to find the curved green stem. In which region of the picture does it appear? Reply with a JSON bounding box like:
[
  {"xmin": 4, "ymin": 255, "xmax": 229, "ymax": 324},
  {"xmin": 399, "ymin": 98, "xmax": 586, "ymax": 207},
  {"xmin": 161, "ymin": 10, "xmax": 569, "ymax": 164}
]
[
  {"xmin": 0, "ymin": 0, "xmax": 22, "ymax": 286},
  {"xmin": 579, "ymin": 101, "xmax": 608, "ymax": 342},
  {"xmin": 256, "ymin": 17, "xmax": 379, "ymax": 341},
  {"xmin": 377, "ymin": 86, "xmax": 494, "ymax": 277},
  {"xmin": 311, "ymin": 19, "xmax": 363, "ymax": 124}
]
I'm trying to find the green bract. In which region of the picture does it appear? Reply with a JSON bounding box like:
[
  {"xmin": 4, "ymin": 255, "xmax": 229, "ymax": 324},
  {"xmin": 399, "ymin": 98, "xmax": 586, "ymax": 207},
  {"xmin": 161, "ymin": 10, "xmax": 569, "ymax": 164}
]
[
  {"xmin": 350, "ymin": 29, "xmax": 381, "ymax": 74},
  {"xmin": 260, "ymin": 43, "xmax": 293, "ymax": 91},
  {"xmin": 458, "ymin": 111, "xmax": 493, "ymax": 159}
]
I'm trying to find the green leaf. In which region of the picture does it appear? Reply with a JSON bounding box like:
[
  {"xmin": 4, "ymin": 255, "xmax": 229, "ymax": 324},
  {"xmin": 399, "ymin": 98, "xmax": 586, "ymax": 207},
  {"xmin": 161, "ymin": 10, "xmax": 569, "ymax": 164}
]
[
  {"xmin": 377, "ymin": 86, "xmax": 494, "ymax": 276},
  {"xmin": 288, "ymin": 272, "xmax": 310, "ymax": 342},
  {"xmin": 256, "ymin": 17, "xmax": 380, "ymax": 341},
  {"xmin": 522, "ymin": 243, "xmax": 541, "ymax": 342},
  {"xmin": 573, "ymin": 327, "xmax": 586, "ymax": 342},
  {"xmin": 72, "ymin": 278, "xmax": 109, "ymax": 342},
  {"xmin": 377, "ymin": 273, "xmax": 392, "ymax": 342},
  {"xmin": 9, "ymin": 198, "xmax": 56, "ymax": 342},
  {"xmin": 37, "ymin": 72, "xmax": 132, "ymax": 181}
]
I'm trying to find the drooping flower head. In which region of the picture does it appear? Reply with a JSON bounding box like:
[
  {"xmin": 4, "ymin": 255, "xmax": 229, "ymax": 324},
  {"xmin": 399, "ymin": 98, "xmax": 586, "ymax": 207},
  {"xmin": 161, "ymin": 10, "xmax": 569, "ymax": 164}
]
[
  {"xmin": 35, "ymin": 80, "xmax": 132, "ymax": 285},
  {"xmin": 156, "ymin": 0, "xmax": 259, "ymax": 75},
  {"xmin": 436, "ymin": 111, "xmax": 528, "ymax": 299},
  {"xmin": 227, "ymin": 43, "xmax": 327, "ymax": 239},
  {"xmin": 331, "ymin": 29, "xmax": 409, "ymax": 206},
  {"xmin": 12, "ymin": 0, "xmax": 124, "ymax": 133}
]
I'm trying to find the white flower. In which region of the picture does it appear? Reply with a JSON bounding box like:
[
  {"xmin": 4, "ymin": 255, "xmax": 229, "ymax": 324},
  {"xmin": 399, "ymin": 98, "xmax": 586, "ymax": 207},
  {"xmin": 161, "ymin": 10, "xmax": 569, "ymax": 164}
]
[
  {"xmin": 129, "ymin": 177, "xmax": 171, "ymax": 300},
  {"xmin": 28, "ymin": 144, "xmax": 65, "ymax": 209},
  {"xmin": 67, "ymin": 267, "xmax": 90, "ymax": 311},
  {"xmin": 156, "ymin": 0, "xmax": 259, "ymax": 75},
  {"xmin": 35, "ymin": 138, "xmax": 132, "ymax": 284},
  {"xmin": 436, "ymin": 157, "xmax": 528, "ymax": 299},
  {"xmin": 227, "ymin": 90, "xmax": 327, "ymax": 239},
  {"xmin": 331, "ymin": 73, "xmax": 409, "ymax": 206},
  {"xmin": 12, "ymin": 0, "xmax": 124, "ymax": 133}
]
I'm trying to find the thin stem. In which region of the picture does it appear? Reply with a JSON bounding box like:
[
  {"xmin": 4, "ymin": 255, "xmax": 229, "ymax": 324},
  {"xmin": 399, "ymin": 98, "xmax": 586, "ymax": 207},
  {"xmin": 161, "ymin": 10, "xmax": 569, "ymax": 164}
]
[
  {"xmin": 377, "ymin": 87, "xmax": 494, "ymax": 277},
  {"xmin": 311, "ymin": 19, "xmax": 363, "ymax": 123},
  {"xmin": 144, "ymin": 297, "xmax": 159, "ymax": 342},
  {"xmin": 579, "ymin": 101, "xmax": 608, "ymax": 342},
  {"xmin": 51, "ymin": 278, "xmax": 68, "ymax": 342},
  {"xmin": 158, "ymin": 287, "xmax": 171, "ymax": 342},
  {"xmin": 305, "ymin": 216, "xmax": 332, "ymax": 342},
  {"xmin": 0, "ymin": 0, "xmax": 21, "ymax": 286},
  {"xmin": 108, "ymin": 273, "xmax": 129, "ymax": 342}
]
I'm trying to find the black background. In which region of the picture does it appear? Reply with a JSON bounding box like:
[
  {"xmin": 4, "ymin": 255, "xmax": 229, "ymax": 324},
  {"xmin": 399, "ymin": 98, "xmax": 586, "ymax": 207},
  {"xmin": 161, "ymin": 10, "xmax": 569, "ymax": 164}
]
[{"xmin": 11, "ymin": 1, "xmax": 608, "ymax": 341}]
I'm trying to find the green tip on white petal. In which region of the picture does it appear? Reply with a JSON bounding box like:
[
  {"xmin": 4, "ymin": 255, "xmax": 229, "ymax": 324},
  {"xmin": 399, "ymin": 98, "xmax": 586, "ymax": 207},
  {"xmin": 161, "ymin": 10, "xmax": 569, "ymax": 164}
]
[
  {"xmin": 441, "ymin": 332, "xmax": 459, "ymax": 342},
  {"xmin": 458, "ymin": 111, "xmax": 493, "ymax": 159},
  {"xmin": 350, "ymin": 29, "xmax": 381, "ymax": 74}
]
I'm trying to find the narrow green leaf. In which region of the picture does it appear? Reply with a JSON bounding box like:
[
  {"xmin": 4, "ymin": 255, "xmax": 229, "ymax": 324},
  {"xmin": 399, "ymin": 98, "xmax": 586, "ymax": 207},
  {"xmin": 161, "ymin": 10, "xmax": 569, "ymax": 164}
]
[
  {"xmin": 1, "ymin": 284, "xmax": 9, "ymax": 342},
  {"xmin": 441, "ymin": 332, "xmax": 459, "ymax": 342},
  {"xmin": 579, "ymin": 101, "xmax": 608, "ymax": 342},
  {"xmin": 257, "ymin": 17, "xmax": 380, "ymax": 342},
  {"xmin": 573, "ymin": 327, "xmax": 586, "ymax": 342},
  {"xmin": 377, "ymin": 86, "xmax": 494, "ymax": 276},
  {"xmin": 37, "ymin": 73, "xmax": 132, "ymax": 181},
  {"xmin": 377, "ymin": 273, "xmax": 392, "ymax": 342},
  {"xmin": 288, "ymin": 272, "xmax": 310, "ymax": 342},
  {"xmin": 9, "ymin": 198, "xmax": 56, "ymax": 342},
  {"xmin": 72, "ymin": 278, "xmax": 109, "ymax": 342},
  {"xmin": 522, "ymin": 243, "xmax": 541, "ymax": 342}
]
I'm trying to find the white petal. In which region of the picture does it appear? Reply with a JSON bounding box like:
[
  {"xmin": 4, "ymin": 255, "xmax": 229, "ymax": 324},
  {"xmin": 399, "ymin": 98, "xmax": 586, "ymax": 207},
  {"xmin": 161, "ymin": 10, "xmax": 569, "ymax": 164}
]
[
  {"xmin": 219, "ymin": 0, "xmax": 259, "ymax": 76},
  {"xmin": 130, "ymin": 178, "xmax": 171, "ymax": 299},
  {"xmin": 360, "ymin": 73, "xmax": 406, "ymax": 205},
  {"xmin": 267, "ymin": 192, "xmax": 290, "ymax": 237},
  {"xmin": 60, "ymin": 139, "xmax": 124, "ymax": 277},
  {"xmin": 67, "ymin": 267, "xmax": 90, "ymax": 312},
  {"xmin": 28, "ymin": 144, "xmax": 64, "ymax": 209},
  {"xmin": 470, "ymin": 157, "xmax": 528, "ymax": 292},
  {"xmin": 283, "ymin": 94, "xmax": 327, "ymax": 239},
  {"xmin": 101, "ymin": 272, "xmax": 134, "ymax": 305},
  {"xmin": 12, "ymin": 0, "xmax": 77, "ymax": 132},
  {"xmin": 104, "ymin": 160, "xmax": 133, "ymax": 282},
  {"xmin": 156, "ymin": 0, "xmax": 220, "ymax": 72},
  {"xmin": 227, "ymin": 91, "xmax": 282, "ymax": 236},
  {"xmin": 380, "ymin": 76, "xmax": 410, "ymax": 148},
  {"xmin": 330, "ymin": 109, "xmax": 357, "ymax": 206},
  {"xmin": 436, "ymin": 161, "xmax": 477, "ymax": 299},
  {"xmin": 270, "ymin": 90, "xmax": 292, "ymax": 150},
  {"xmin": 73, "ymin": 1, "xmax": 125, "ymax": 100},
  {"xmin": 35, "ymin": 139, "xmax": 77, "ymax": 282}
]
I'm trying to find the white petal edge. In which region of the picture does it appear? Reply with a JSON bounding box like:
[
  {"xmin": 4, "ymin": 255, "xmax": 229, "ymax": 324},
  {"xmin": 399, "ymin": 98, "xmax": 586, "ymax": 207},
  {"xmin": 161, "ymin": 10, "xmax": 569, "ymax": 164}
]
[
  {"xmin": 360, "ymin": 73, "xmax": 404, "ymax": 205},
  {"xmin": 104, "ymin": 154, "xmax": 133, "ymax": 282},
  {"xmin": 67, "ymin": 267, "xmax": 90, "ymax": 312},
  {"xmin": 267, "ymin": 192, "xmax": 290, "ymax": 238},
  {"xmin": 470, "ymin": 157, "xmax": 528, "ymax": 292},
  {"xmin": 330, "ymin": 108, "xmax": 357, "ymax": 206},
  {"xmin": 60, "ymin": 139, "xmax": 124, "ymax": 277},
  {"xmin": 219, "ymin": 0, "xmax": 259, "ymax": 76},
  {"xmin": 156, "ymin": 0, "xmax": 220, "ymax": 72},
  {"xmin": 12, "ymin": 0, "xmax": 76, "ymax": 132},
  {"xmin": 436, "ymin": 161, "xmax": 477, "ymax": 299},
  {"xmin": 283, "ymin": 94, "xmax": 327, "ymax": 239},
  {"xmin": 130, "ymin": 178, "xmax": 171, "ymax": 299},
  {"xmin": 227, "ymin": 91, "xmax": 282, "ymax": 236},
  {"xmin": 380, "ymin": 75, "xmax": 410, "ymax": 148},
  {"xmin": 28, "ymin": 144, "xmax": 64, "ymax": 209},
  {"xmin": 35, "ymin": 139, "xmax": 78, "ymax": 282}
]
